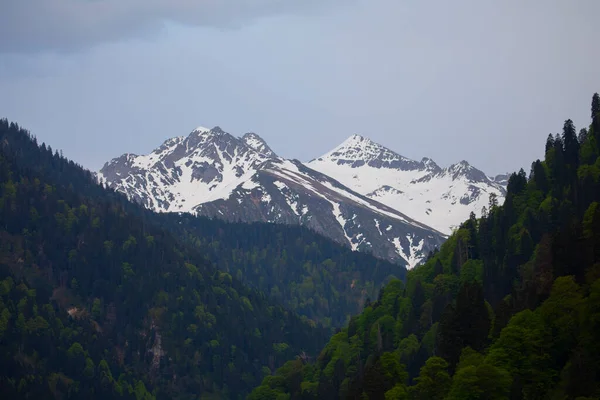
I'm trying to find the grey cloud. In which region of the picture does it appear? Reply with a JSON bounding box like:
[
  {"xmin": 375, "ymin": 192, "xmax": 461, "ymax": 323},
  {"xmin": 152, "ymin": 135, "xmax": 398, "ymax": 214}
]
[{"xmin": 0, "ymin": 0, "xmax": 339, "ymax": 53}]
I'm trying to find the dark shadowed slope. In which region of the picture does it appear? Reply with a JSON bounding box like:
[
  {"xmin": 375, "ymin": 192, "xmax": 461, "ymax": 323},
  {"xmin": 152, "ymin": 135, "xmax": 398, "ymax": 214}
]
[{"xmin": 0, "ymin": 119, "xmax": 329, "ymax": 399}]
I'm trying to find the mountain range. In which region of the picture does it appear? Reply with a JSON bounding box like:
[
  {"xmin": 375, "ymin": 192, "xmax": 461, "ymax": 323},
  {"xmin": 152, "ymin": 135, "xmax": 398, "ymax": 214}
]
[
  {"xmin": 98, "ymin": 127, "xmax": 506, "ymax": 268},
  {"xmin": 2, "ymin": 93, "xmax": 598, "ymax": 400}
]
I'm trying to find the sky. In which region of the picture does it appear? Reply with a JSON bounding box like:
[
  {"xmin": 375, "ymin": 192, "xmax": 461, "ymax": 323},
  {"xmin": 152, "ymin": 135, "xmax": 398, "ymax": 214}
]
[{"xmin": 1, "ymin": 0, "xmax": 599, "ymax": 176}]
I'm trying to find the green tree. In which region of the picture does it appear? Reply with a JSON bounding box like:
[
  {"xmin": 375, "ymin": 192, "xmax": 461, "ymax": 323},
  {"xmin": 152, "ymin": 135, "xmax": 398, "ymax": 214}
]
[
  {"xmin": 486, "ymin": 310, "xmax": 554, "ymax": 399},
  {"xmin": 408, "ymin": 357, "xmax": 451, "ymax": 400}
]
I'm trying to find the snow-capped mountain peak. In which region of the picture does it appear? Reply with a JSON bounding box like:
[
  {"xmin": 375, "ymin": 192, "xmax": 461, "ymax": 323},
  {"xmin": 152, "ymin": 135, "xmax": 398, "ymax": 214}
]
[
  {"xmin": 315, "ymin": 134, "xmax": 385, "ymax": 162},
  {"xmin": 98, "ymin": 125, "xmax": 276, "ymax": 213},
  {"xmin": 193, "ymin": 126, "xmax": 211, "ymax": 133},
  {"xmin": 308, "ymin": 136, "xmax": 506, "ymax": 235},
  {"xmin": 99, "ymin": 126, "xmax": 452, "ymax": 268},
  {"xmin": 242, "ymin": 132, "xmax": 277, "ymax": 157},
  {"xmin": 186, "ymin": 126, "xmax": 229, "ymax": 145},
  {"xmin": 313, "ymin": 134, "xmax": 423, "ymax": 172},
  {"xmin": 444, "ymin": 160, "xmax": 489, "ymax": 183},
  {"xmin": 98, "ymin": 127, "xmax": 507, "ymax": 268},
  {"xmin": 420, "ymin": 157, "xmax": 442, "ymax": 173}
]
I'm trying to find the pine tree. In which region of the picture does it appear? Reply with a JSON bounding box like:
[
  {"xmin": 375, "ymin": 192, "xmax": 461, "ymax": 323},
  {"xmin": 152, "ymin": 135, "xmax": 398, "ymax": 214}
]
[
  {"xmin": 593, "ymin": 94, "xmax": 600, "ymax": 154},
  {"xmin": 507, "ymin": 169, "xmax": 527, "ymax": 195},
  {"xmin": 562, "ymin": 119, "xmax": 580, "ymax": 168},
  {"xmin": 437, "ymin": 282, "xmax": 490, "ymax": 370},
  {"xmin": 433, "ymin": 259, "xmax": 444, "ymax": 277},
  {"xmin": 545, "ymin": 134, "xmax": 555, "ymax": 156},
  {"xmin": 578, "ymin": 128, "xmax": 588, "ymax": 143},
  {"xmin": 531, "ymin": 160, "xmax": 549, "ymax": 194}
]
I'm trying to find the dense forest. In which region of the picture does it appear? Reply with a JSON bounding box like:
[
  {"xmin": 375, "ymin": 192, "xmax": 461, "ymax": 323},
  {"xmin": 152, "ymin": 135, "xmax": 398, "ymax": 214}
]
[
  {"xmin": 0, "ymin": 118, "xmax": 337, "ymax": 399},
  {"xmin": 249, "ymin": 93, "xmax": 600, "ymax": 400},
  {"xmin": 157, "ymin": 214, "xmax": 405, "ymax": 328}
]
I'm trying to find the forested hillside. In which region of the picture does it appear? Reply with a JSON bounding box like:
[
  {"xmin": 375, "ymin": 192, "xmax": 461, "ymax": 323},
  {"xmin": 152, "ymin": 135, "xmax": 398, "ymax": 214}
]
[
  {"xmin": 157, "ymin": 213, "xmax": 405, "ymax": 327},
  {"xmin": 250, "ymin": 93, "xmax": 600, "ymax": 400},
  {"xmin": 0, "ymin": 119, "xmax": 331, "ymax": 399}
]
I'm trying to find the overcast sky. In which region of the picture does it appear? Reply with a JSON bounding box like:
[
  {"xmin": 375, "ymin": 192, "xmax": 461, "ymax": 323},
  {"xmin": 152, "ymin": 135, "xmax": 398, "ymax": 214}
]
[{"xmin": 1, "ymin": 0, "xmax": 599, "ymax": 175}]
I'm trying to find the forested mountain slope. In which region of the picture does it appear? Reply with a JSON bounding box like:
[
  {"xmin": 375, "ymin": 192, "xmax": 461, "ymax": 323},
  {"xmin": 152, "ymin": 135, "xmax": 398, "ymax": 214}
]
[
  {"xmin": 250, "ymin": 93, "xmax": 600, "ymax": 400},
  {"xmin": 0, "ymin": 119, "xmax": 331, "ymax": 399},
  {"xmin": 156, "ymin": 213, "xmax": 406, "ymax": 328}
]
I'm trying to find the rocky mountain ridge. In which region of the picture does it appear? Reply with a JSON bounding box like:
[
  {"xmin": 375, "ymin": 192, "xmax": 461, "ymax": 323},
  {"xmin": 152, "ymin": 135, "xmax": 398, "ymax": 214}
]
[
  {"xmin": 308, "ymin": 134, "xmax": 507, "ymax": 234},
  {"xmin": 98, "ymin": 127, "xmax": 506, "ymax": 267}
]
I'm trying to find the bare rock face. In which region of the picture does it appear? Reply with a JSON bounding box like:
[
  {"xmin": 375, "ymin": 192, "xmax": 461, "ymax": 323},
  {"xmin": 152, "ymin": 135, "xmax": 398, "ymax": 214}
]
[{"xmin": 99, "ymin": 127, "xmax": 505, "ymax": 268}]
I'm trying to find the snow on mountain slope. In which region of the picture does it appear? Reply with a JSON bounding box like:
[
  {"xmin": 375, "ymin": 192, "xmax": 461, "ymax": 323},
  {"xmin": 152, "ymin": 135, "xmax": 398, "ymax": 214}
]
[
  {"xmin": 98, "ymin": 127, "xmax": 273, "ymax": 213},
  {"xmin": 308, "ymin": 135, "xmax": 506, "ymax": 235},
  {"xmin": 242, "ymin": 132, "xmax": 276, "ymax": 157},
  {"xmin": 99, "ymin": 127, "xmax": 446, "ymax": 268},
  {"xmin": 195, "ymin": 158, "xmax": 446, "ymax": 267}
]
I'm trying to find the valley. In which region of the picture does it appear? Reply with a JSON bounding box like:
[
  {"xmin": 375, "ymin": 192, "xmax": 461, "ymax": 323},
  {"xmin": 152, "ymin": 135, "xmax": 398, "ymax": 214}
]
[{"xmin": 1, "ymin": 4, "xmax": 597, "ymax": 399}]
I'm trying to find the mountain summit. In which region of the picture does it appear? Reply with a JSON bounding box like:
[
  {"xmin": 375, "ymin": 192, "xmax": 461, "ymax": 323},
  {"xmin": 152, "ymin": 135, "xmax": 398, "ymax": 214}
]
[
  {"xmin": 312, "ymin": 134, "xmax": 426, "ymax": 171},
  {"xmin": 242, "ymin": 132, "xmax": 277, "ymax": 157},
  {"xmin": 308, "ymin": 135, "xmax": 506, "ymax": 234},
  {"xmin": 99, "ymin": 126, "xmax": 271, "ymax": 212},
  {"xmin": 99, "ymin": 127, "xmax": 447, "ymax": 268},
  {"xmin": 99, "ymin": 128, "xmax": 505, "ymax": 267}
]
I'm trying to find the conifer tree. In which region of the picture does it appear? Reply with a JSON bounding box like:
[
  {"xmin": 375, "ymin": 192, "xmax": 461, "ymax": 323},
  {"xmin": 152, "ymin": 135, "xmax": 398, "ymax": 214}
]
[
  {"xmin": 531, "ymin": 160, "xmax": 549, "ymax": 193},
  {"xmin": 545, "ymin": 134, "xmax": 555, "ymax": 155},
  {"xmin": 578, "ymin": 128, "xmax": 588, "ymax": 143},
  {"xmin": 562, "ymin": 119, "xmax": 580, "ymax": 168}
]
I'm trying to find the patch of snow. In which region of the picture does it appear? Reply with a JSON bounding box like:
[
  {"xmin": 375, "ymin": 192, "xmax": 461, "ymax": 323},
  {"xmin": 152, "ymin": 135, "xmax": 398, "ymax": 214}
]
[
  {"xmin": 242, "ymin": 179, "xmax": 259, "ymax": 190},
  {"xmin": 392, "ymin": 235, "xmax": 426, "ymax": 269},
  {"xmin": 273, "ymin": 180, "xmax": 302, "ymax": 217},
  {"xmin": 374, "ymin": 219, "xmax": 383, "ymax": 236},
  {"xmin": 273, "ymin": 180, "xmax": 287, "ymax": 190},
  {"xmin": 330, "ymin": 202, "xmax": 359, "ymax": 251}
]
